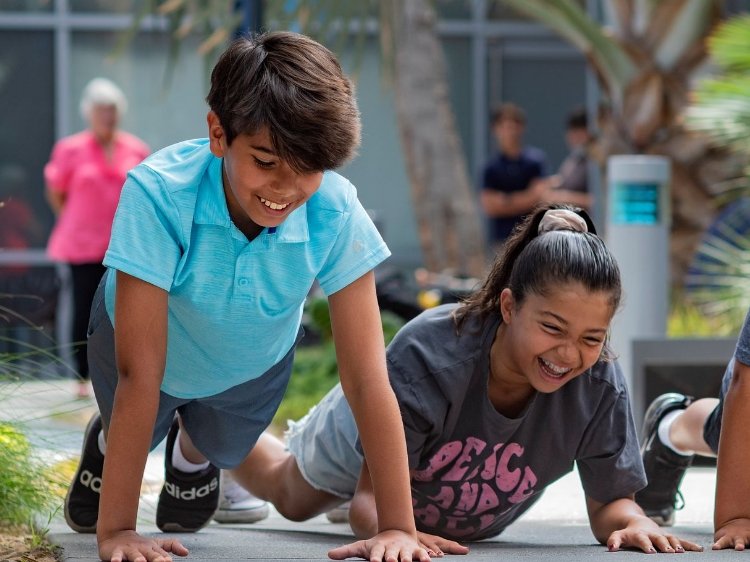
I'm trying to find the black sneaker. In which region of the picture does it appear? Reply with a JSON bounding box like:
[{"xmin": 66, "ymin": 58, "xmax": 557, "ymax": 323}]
[
  {"xmin": 635, "ymin": 393, "xmax": 694, "ymax": 527},
  {"xmin": 64, "ymin": 413, "xmax": 104, "ymax": 533},
  {"xmin": 156, "ymin": 420, "xmax": 220, "ymax": 532}
]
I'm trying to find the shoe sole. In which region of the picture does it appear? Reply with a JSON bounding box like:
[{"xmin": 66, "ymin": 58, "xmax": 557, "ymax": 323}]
[
  {"xmin": 648, "ymin": 513, "xmax": 676, "ymax": 527},
  {"xmin": 64, "ymin": 414, "xmax": 102, "ymax": 534},
  {"xmin": 158, "ymin": 520, "xmax": 216, "ymax": 533},
  {"xmin": 325, "ymin": 511, "xmax": 349, "ymax": 524},
  {"xmin": 325, "ymin": 502, "xmax": 351, "ymax": 524},
  {"xmin": 640, "ymin": 393, "xmax": 693, "ymax": 447},
  {"xmin": 213, "ymin": 504, "xmax": 270, "ymax": 524}
]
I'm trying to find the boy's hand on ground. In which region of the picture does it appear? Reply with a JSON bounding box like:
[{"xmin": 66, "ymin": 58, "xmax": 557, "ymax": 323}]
[
  {"xmin": 328, "ymin": 529, "xmax": 430, "ymax": 562},
  {"xmin": 713, "ymin": 518, "xmax": 750, "ymax": 550},
  {"xmin": 98, "ymin": 530, "xmax": 189, "ymax": 562},
  {"xmin": 417, "ymin": 531, "xmax": 469, "ymax": 557},
  {"xmin": 607, "ymin": 524, "xmax": 703, "ymax": 554}
]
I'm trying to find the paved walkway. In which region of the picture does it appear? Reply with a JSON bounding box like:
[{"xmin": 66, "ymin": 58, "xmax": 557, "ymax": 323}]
[{"xmin": 1, "ymin": 380, "xmax": 729, "ymax": 561}]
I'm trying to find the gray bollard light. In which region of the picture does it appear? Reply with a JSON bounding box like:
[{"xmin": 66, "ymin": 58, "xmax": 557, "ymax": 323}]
[{"xmin": 605, "ymin": 155, "xmax": 671, "ymax": 411}]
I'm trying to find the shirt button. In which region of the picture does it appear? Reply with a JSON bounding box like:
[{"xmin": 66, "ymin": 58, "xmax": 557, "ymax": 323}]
[{"xmin": 238, "ymin": 278, "xmax": 249, "ymax": 286}]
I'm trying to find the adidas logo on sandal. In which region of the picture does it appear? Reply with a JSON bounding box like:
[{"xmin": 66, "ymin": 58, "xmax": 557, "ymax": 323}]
[
  {"xmin": 78, "ymin": 469, "xmax": 103, "ymax": 493},
  {"xmin": 164, "ymin": 476, "xmax": 219, "ymax": 501}
]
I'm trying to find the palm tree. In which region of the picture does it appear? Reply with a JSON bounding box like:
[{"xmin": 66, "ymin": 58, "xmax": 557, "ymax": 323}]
[
  {"xmin": 687, "ymin": 13, "xmax": 750, "ymax": 184},
  {"xmin": 136, "ymin": 0, "xmax": 740, "ymax": 284},
  {"xmin": 681, "ymin": 14, "xmax": 750, "ymax": 332},
  {"xmin": 499, "ymin": 0, "xmax": 740, "ymax": 285},
  {"xmin": 379, "ymin": 0, "xmax": 486, "ymax": 277}
]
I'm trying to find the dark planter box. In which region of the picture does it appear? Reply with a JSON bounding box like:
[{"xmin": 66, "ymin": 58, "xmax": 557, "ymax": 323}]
[{"xmin": 631, "ymin": 337, "xmax": 737, "ymax": 465}]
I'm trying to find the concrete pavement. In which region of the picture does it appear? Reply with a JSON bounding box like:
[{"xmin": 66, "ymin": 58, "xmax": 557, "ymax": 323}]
[
  {"xmin": 1, "ymin": 380, "xmax": 729, "ymax": 561},
  {"xmin": 47, "ymin": 519, "xmax": 722, "ymax": 562}
]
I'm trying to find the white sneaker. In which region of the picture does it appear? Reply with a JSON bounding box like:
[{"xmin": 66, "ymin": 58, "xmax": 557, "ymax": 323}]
[
  {"xmin": 325, "ymin": 501, "xmax": 350, "ymax": 523},
  {"xmin": 213, "ymin": 470, "xmax": 270, "ymax": 524}
]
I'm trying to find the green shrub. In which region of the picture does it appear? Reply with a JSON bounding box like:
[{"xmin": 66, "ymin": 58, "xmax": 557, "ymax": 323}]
[
  {"xmin": 667, "ymin": 294, "xmax": 738, "ymax": 338},
  {"xmin": 0, "ymin": 422, "xmax": 55, "ymax": 528},
  {"xmin": 272, "ymin": 345, "xmax": 339, "ymax": 430},
  {"xmin": 271, "ymin": 298, "xmax": 404, "ymax": 431}
]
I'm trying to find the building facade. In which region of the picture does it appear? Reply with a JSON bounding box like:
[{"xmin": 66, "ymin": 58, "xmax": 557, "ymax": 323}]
[{"xmin": 0, "ymin": 0, "xmax": 591, "ymax": 356}]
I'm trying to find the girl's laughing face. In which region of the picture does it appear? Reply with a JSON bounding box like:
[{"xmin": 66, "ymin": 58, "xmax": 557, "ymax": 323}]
[{"xmin": 495, "ymin": 282, "xmax": 615, "ymax": 394}]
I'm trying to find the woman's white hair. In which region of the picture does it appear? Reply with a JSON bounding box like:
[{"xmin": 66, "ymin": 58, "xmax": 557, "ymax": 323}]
[{"xmin": 79, "ymin": 78, "xmax": 128, "ymax": 120}]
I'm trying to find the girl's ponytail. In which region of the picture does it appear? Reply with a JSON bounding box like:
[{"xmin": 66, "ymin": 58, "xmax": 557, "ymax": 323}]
[{"xmin": 454, "ymin": 203, "xmax": 617, "ymax": 336}]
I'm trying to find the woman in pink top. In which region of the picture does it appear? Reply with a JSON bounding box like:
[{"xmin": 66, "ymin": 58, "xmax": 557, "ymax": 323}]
[{"xmin": 45, "ymin": 78, "xmax": 149, "ymax": 398}]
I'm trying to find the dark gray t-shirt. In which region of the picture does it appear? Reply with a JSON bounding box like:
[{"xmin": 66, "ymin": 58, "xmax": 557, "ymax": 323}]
[
  {"xmin": 736, "ymin": 309, "xmax": 750, "ymax": 365},
  {"xmin": 387, "ymin": 304, "xmax": 646, "ymax": 540},
  {"xmin": 703, "ymin": 308, "xmax": 750, "ymax": 452}
]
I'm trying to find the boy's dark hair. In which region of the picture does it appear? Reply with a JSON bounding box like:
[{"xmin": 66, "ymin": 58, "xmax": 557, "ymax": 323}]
[
  {"xmin": 206, "ymin": 31, "xmax": 361, "ymax": 173},
  {"xmin": 454, "ymin": 203, "xmax": 621, "ymax": 360},
  {"xmin": 491, "ymin": 102, "xmax": 526, "ymax": 126},
  {"xmin": 566, "ymin": 106, "xmax": 588, "ymax": 131}
]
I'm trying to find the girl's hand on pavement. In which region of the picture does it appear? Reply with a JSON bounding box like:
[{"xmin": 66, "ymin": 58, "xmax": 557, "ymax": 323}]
[
  {"xmin": 417, "ymin": 531, "xmax": 469, "ymax": 557},
  {"xmin": 328, "ymin": 529, "xmax": 430, "ymax": 562},
  {"xmin": 607, "ymin": 526, "xmax": 703, "ymax": 554}
]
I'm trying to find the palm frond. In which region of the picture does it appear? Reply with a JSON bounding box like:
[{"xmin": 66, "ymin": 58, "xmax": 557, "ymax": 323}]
[
  {"xmin": 651, "ymin": 0, "xmax": 718, "ymax": 70},
  {"xmin": 498, "ymin": 0, "xmax": 637, "ymax": 104},
  {"xmin": 687, "ymin": 76, "xmax": 750, "ymax": 154},
  {"xmin": 687, "ymin": 14, "xmax": 750, "ymax": 156},
  {"xmin": 708, "ymin": 13, "xmax": 750, "ymax": 73},
  {"xmin": 686, "ymin": 197, "xmax": 750, "ymax": 332}
]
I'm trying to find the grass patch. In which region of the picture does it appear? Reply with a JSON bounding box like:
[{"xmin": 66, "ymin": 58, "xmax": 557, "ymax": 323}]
[
  {"xmin": 0, "ymin": 531, "xmax": 59, "ymax": 562},
  {"xmin": 271, "ymin": 344, "xmax": 339, "ymax": 432},
  {"xmin": 668, "ymin": 294, "xmax": 741, "ymax": 338},
  {"xmin": 271, "ymin": 300, "xmax": 404, "ymax": 431},
  {"xmin": 0, "ymin": 422, "xmax": 57, "ymax": 528}
]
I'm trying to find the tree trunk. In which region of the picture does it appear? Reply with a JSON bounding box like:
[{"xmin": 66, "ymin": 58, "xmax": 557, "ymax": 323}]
[{"xmin": 386, "ymin": 0, "xmax": 486, "ymax": 278}]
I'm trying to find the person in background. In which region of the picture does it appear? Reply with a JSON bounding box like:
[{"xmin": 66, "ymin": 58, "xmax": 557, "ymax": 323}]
[
  {"xmin": 539, "ymin": 107, "xmax": 593, "ymax": 212},
  {"xmin": 0, "ymin": 164, "xmax": 49, "ymax": 353},
  {"xmin": 479, "ymin": 102, "xmax": 548, "ymax": 255},
  {"xmin": 44, "ymin": 78, "xmax": 149, "ymax": 399},
  {"xmin": 0, "ymin": 164, "xmax": 44, "ymax": 261}
]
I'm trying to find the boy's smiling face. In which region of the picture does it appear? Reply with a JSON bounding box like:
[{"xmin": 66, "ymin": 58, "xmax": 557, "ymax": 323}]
[{"xmin": 207, "ymin": 111, "xmax": 323, "ymax": 233}]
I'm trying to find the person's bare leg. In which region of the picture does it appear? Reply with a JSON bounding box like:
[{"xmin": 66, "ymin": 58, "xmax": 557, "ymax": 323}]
[
  {"xmin": 669, "ymin": 398, "xmax": 719, "ymax": 456},
  {"xmin": 176, "ymin": 415, "xmax": 209, "ymax": 463},
  {"xmin": 231, "ymin": 432, "xmax": 344, "ymax": 521}
]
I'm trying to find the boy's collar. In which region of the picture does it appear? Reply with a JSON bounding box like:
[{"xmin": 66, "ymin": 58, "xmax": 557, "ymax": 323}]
[
  {"xmin": 274, "ymin": 206, "xmax": 309, "ymax": 242},
  {"xmin": 194, "ymin": 155, "xmax": 310, "ymax": 243}
]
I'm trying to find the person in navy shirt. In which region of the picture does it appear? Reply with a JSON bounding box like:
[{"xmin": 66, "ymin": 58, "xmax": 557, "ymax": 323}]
[{"xmin": 479, "ymin": 103, "xmax": 548, "ymax": 253}]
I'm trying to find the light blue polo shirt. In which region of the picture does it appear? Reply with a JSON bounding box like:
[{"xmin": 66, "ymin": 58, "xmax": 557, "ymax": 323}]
[{"xmin": 103, "ymin": 139, "xmax": 390, "ymax": 399}]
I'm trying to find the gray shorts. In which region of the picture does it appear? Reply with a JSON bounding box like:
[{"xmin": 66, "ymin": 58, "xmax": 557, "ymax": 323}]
[
  {"xmin": 703, "ymin": 358, "xmax": 732, "ymax": 454},
  {"xmin": 87, "ymin": 272, "xmax": 301, "ymax": 469},
  {"xmin": 285, "ymin": 383, "xmax": 363, "ymax": 498}
]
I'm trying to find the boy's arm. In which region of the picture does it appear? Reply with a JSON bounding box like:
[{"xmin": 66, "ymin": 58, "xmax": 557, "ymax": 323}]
[
  {"xmin": 713, "ymin": 359, "xmax": 750, "ymax": 550},
  {"xmin": 349, "ymin": 462, "xmax": 469, "ymax": 557},
  {"xmin": 325, "ymin": 271, "xmax": 428, "ymax": 562},
  {"xmin": 97, "ymin": 271, "xmax": 188, "ymax": 562},
  {"xmin": 586, "ymin": 496, "xmax": 702, "ymax": 553}
]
